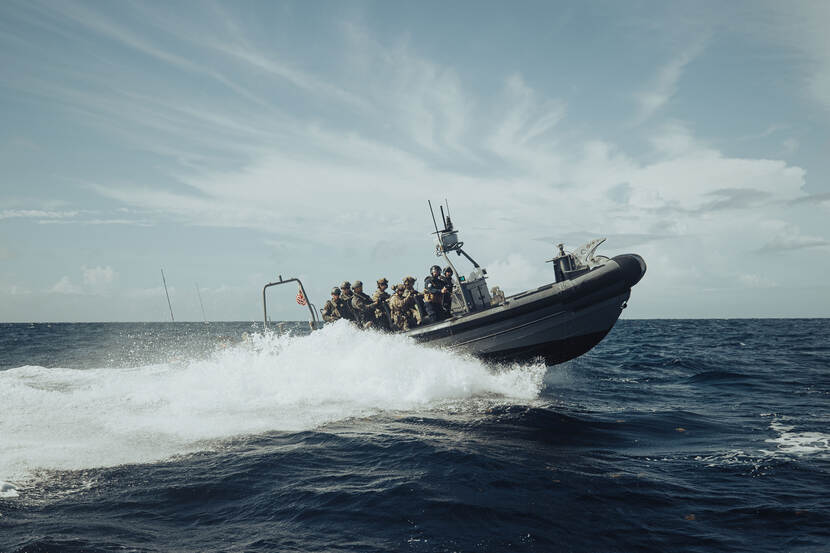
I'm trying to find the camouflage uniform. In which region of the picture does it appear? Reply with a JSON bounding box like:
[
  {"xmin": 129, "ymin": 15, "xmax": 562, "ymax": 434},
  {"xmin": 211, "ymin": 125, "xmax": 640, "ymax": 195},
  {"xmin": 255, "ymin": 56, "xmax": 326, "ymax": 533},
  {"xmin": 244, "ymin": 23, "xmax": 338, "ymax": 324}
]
[
  {"xmin": 372, "ymin": 278, "xmax": 391, "ymax": 304},
  {"xmin": 322, "ymin": 295, "xmax": 348, "ymax": 322},
  {"xmin": 388, "ymin": 286, "xmax": 416, "ymax": 331},
  {"xmin": 350, "ymin": 281, "xmax": 377, "ymax": 328},
  {"xmin": 372, "ymin": 278, "xmax": 392, "ymax": 330},
  {"xmin": 338, "ymin": 281, "xmax": 355, "ymax": 320},
  {"xmin": 401, "ymin": 276, "xmax": 422, "ymax": 324},
  {"xmin": 490, "ymin": 286, "xmax": 505, "ymax": 306}
]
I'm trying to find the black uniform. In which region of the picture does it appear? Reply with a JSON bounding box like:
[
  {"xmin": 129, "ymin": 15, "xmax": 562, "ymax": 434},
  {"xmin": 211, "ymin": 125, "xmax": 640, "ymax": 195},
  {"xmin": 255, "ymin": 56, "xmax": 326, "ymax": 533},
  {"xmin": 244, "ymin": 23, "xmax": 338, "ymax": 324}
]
[
  {"xmin": 441, "ymin": 274, "xmax": 454, "ymax": 314},
  {"xmin": 423, "ymin": 274, "xmax": 449, "ymax": 322}
]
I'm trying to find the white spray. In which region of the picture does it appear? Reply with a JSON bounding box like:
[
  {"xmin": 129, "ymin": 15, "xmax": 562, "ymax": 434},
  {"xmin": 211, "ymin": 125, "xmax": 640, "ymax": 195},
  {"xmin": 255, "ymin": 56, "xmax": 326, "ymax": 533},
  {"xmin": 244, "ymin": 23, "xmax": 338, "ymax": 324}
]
[{"xmin": 0, "ymin": 322, "xmax": 545, "ymax": 484}]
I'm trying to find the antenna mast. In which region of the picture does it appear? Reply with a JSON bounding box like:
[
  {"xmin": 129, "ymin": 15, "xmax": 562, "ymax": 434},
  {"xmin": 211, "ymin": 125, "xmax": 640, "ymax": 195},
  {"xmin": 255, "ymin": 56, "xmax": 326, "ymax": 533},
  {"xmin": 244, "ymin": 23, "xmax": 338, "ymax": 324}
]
[
  {"xmin": 161, "ymin": 268, "xmax": 174, "ymax": 322},
  {"xmin": 427, "ymin": 200, "xmax": 440, "ymax": 234},
  {"xmin": 195, "ymin": 282, "xmax": 207, "ymax": 323}
]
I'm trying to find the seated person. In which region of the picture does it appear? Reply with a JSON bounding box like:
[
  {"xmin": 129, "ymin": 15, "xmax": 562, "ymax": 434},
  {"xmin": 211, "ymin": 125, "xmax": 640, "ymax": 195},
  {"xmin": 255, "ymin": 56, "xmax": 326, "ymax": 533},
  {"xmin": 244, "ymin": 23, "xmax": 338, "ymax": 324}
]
[
  {"xmin": 388, "ymin": 285, "xmax": 417, "ymax": 331},
  {"xmin": 350, "ymin": 280, "xmax": 378, "ymax": 328},
  {"xmin": 321, "ymin": 287, "xmax": 347, "ymax": 322}
]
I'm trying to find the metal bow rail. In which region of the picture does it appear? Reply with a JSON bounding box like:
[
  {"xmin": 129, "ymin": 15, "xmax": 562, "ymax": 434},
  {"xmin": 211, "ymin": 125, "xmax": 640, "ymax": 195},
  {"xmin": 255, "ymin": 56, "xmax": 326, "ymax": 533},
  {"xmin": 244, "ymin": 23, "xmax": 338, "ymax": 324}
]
[{"xmin": 262, "ymin": 275, "xmax": 320, "ymax": 330}]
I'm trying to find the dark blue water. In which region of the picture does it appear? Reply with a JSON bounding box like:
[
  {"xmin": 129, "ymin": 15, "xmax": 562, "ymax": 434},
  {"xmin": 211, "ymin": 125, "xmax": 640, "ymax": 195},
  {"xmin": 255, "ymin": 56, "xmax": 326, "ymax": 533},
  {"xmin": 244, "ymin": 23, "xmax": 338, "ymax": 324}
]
[{"xmin": 1, "ymin": 320, "xmax": 828, "ymax": 552}]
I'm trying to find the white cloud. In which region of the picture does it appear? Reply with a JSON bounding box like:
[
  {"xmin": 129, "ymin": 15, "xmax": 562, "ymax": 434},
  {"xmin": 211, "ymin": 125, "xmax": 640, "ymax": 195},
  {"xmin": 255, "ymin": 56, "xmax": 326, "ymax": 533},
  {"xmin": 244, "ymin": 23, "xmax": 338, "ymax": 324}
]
[
  {"xmin": 0, "ymin": 209, "xmax": 79, "ymax": 220},
  {"xmin": 485, "ymin": 254, "xmax": 550, "ymax": 295},
  {"xmin": 50, "ymin": 276, "xmax": 82, "ymax": 295},
  {"xmin": 46, "ymin": 267, "xmax": 117, "ymax": 296},
  {"xmin": 738, "ymin": 273, "xmax": 778, "ymax": 289},
  {"xmin": 756, "ymin": 223, "xmax": 830, "ymax": 252},
  {"xmin": 82, "ymin": 265, "xmax": 116, "ymax": 287}
]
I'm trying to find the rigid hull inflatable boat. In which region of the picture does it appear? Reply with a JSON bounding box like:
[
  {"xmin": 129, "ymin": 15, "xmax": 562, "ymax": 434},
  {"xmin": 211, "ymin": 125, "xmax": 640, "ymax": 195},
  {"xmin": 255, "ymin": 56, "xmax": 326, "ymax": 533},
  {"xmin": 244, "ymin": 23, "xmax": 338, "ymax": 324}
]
[{"xmin": 263, "ymin": 203, "xmax": 646, "ymax": 365}]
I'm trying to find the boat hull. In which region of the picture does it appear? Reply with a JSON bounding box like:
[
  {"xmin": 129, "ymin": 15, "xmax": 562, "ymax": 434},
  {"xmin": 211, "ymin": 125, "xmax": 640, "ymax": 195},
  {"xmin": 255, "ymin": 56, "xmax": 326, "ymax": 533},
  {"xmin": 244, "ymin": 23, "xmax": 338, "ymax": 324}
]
[{"xmin": 404, "ymin": 254, "xmax": 645, "ymax": 365}]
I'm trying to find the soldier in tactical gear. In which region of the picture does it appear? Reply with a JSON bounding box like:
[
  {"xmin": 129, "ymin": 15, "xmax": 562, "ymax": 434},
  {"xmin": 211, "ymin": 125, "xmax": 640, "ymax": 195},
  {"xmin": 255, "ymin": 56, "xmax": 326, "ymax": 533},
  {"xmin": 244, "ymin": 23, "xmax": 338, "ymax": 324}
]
[
  {"xmin": 340, "ymin": 281, "xmax": 353, "ymax": 302},
  {"xmin": 388, "ymin": 284, "xmax": 416, "ymax": 331},
  {"xmin": 322, "ymin": 287, "xmax": 348, "ymax": 322},
  {"xmin": 442, "ymin": 266, "xmax": 455, "ymax": 315},
  {"xmin": 373, "ymin": 278, "xmax": 390, "ymax": 302},
  {"xmin": 337, "ymin": 281, "xmax": 355, "ymax": 320},
  {"xmin": 402, "ymin": 276, "xmax": 422, "ymax": 325},
  {"xmin": 350, "ymin": 280, "xmax": 378, "ymax": 328},
  {"xmin": 490, "ymin": 286, "xmax": 505, "ymax": 306},
  {"xmin": 373, "ymin": 278, "xmax": 392, "ymax": 330},
  {"xmin": 423, "ymin": 265, "xmax": 449, "ymax": 322}
]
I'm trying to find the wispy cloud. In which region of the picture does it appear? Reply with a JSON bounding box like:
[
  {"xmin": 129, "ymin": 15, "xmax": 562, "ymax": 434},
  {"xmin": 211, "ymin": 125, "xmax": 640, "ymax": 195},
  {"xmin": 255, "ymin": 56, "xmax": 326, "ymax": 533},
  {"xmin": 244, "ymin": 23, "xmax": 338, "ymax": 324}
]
[
  {"xmin": 0, "ymin": 209, "xmax": 80, "ymax": 220},
  {"xmin": 634, "ymin": 39, "xmax": 707, "ymax": 124},
  {"xmin": 755, "ymin": 224, "xmax": 830, "ymax": 253}
]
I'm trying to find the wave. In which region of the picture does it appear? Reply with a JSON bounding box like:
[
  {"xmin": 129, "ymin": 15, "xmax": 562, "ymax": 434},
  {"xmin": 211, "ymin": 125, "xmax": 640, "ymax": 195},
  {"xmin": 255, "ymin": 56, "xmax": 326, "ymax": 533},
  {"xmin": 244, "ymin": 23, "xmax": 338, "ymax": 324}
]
[
  {"xmin": 762, "ymin": 421, "xmax": 830, "ymax": 459},
  {"xmin": 685, "ymin": 370, "xmax": 750, "ymax": 384},
  {"xmin": 0, "ymin": 322, "xmax": 545, "ymax": 482}
]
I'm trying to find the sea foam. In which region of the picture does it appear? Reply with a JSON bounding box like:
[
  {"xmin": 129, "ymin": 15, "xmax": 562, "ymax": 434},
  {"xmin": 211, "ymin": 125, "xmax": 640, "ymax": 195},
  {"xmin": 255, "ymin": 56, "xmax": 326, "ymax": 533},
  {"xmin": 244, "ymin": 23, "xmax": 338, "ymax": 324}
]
[{"xmin": 0, "ymin": 321, "xmax": 545, "ymax": 482}]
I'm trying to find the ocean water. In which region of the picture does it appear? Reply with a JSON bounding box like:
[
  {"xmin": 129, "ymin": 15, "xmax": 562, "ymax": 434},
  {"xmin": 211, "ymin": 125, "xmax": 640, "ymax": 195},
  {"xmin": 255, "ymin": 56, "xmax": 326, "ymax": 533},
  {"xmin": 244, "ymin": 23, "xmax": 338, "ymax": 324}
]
[{"xmin": 0, "ymin": 319, "xmax": 828, "ymax": 552}]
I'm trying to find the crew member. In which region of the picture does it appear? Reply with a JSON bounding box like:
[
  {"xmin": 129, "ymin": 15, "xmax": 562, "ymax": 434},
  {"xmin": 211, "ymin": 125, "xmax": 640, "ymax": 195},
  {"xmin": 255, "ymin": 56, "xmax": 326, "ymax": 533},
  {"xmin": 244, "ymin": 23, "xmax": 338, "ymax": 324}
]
[
  {"xmin": 321, "ymin": 287, "xmax": 347, "ymax": 322},
  {"xmin": 350, "ymin": 280, "xmax": 377, "ymax": 328},
  {"xmin": 388, "ymin": 284, "xmax": 416, "ymax": 331},
  {"xmin": 402, "ymin": 276, "xmax": 422, "ymax": 325},
  {"xmin": 373, "ymin": 278, "xmax": 390, "ymax": 303},
  {"xmin": 442, "ymin": 266, "xmax": 455, "ymax": 315},
  {"xmin": 338, "ymin": 281, "xmax": 355, "ymax": 320},
  {"xmin": 340, "ymin": 281, "xmax": 353, "ymax": 302},
  {"xmin": 423, "ymin": 265, "xmax": 449, "ymax": 322},
  {"xmin": 490, "ymin": 286, "xmax": 505, "ymax": 305},
  {"xmin": 373, "ymin": 278, "xmax": 392, "ymax": 330}
]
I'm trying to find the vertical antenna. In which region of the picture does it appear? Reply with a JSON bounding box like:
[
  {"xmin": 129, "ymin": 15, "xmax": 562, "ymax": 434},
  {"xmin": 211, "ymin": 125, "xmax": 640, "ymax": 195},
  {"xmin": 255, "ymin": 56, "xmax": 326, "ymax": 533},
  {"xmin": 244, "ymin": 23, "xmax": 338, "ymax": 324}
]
[
  {"xmin": 428, "ymin": 200, "xmax": 440, "ymax": 234},
  {"xmin": 439, "ymin": 205, "xmax": 447, "ymax": 228},
  {"xmin": 444, "ymin": 199, "xmax": 451, "ymax": 219},
  {"xmin": 161, "ymin": 268, "xmax": 174, "ymax": 322},
  {"xmin": 195, "ymin": 282, "xmax": 207, "ymax": 323}
]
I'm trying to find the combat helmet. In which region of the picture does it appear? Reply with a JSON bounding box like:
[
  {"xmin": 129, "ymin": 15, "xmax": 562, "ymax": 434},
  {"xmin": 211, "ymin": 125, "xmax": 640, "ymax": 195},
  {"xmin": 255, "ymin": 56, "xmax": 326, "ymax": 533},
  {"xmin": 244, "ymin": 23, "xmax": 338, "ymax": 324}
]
[
  {"xmin": 403, "ymin": 276, "xmax": 416, "ymax": 284},
  {"xmin": 430, "ymin": 265, "xmax": 441, "ymax": 274},
  {"xmin": 353, "ymin": 280, "xmax": 363, "ymax": 288},
  {"xmin": 377, "ymin": 277, "xmax": 388, "ymax": 285},
  {"xmin": 331, "ymin": 287, "xmax": 341, "ymax": 295},
  {"xmin": 340, "ymin": 281, "xmax": 351, "ymax": 289}
]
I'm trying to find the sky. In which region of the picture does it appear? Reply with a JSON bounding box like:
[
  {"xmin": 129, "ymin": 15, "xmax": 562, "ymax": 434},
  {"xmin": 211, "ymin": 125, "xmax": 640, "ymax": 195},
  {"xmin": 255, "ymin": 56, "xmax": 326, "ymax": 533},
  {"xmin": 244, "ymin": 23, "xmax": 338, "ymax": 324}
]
[{"xmin": 1, "ymin": 0, "xmax": 829, "ymax": 322}]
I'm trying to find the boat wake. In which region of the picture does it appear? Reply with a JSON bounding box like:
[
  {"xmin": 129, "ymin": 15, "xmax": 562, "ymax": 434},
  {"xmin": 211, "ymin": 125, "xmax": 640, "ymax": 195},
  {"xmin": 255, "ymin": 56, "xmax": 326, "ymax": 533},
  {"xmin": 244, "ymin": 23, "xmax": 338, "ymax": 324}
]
[{"xmin": 0, "ymin": 321, "xmax": 545, "ymax": 483}]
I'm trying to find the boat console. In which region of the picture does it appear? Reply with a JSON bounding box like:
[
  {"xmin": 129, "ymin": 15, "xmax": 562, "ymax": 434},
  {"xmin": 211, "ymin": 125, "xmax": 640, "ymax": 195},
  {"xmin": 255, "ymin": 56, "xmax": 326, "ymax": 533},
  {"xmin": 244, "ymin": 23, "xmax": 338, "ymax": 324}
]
[{"xmin": 429, "ymin": 201, "xmax": 492, "ymax": 314}]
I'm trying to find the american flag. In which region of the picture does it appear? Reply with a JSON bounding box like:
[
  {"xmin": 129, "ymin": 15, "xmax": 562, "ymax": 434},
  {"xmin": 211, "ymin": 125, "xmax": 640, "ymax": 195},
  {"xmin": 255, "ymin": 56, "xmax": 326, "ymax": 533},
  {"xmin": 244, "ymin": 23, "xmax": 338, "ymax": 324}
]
[{"xmin": 296, "ymin": 288, "xmax": 307, "ymax": 306}]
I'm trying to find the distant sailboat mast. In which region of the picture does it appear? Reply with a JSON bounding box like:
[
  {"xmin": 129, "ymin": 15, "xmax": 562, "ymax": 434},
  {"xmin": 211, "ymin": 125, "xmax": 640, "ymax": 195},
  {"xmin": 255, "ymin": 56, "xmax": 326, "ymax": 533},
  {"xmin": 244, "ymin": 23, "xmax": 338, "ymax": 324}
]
[
  {"xmin": 161, "ymin": 268, "xmax": 174, "ymax": 322},
  {"xmin": 195, "ymin": 282, "xmax": 207, "ymax": 323}
]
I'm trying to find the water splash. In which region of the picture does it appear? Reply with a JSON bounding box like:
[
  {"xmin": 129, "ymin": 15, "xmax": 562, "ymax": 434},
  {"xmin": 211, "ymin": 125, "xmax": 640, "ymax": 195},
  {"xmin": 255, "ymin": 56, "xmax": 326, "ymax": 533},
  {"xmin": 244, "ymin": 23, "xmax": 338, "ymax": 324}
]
[
  {"xmin": 0, "ymin": 322, "xmax": 545, "ymax": 482},
  {"xmin": 762, "ymin": 421, "xmax": 830, "ymax": 459},
  {"xmin": 0, "ymin": 481, "xmax": 18, "ymax": 498}
]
